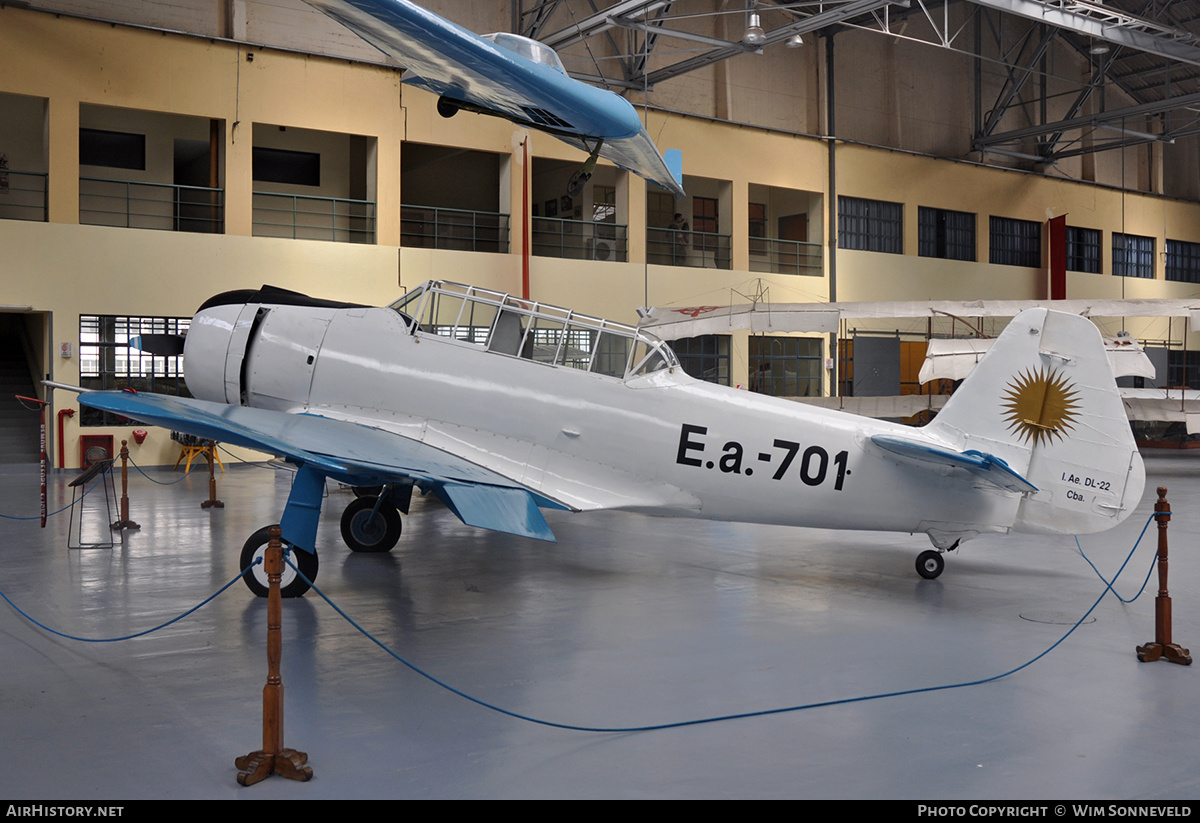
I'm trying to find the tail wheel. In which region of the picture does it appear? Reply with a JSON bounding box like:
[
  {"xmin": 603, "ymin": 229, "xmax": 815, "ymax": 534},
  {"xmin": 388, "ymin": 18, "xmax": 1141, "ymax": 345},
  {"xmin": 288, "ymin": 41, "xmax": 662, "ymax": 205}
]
[
  {"xmin": 915, "ymin": 550, "xmax": 945, "ymax": 580},
  {"xmin": 340, "ymin": 496, "xmax": 403, "ymax": 553},
  {"xmin": 239, "ymin": 526, "xmax": 318, "ymax": 598}
]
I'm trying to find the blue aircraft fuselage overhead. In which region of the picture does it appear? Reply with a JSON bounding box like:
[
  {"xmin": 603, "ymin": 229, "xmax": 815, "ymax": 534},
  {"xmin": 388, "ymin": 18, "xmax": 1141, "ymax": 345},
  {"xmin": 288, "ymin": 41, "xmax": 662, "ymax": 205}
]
[{"xmin": 304, "ymin": 0, "xmax": 684, "ymax": 196}]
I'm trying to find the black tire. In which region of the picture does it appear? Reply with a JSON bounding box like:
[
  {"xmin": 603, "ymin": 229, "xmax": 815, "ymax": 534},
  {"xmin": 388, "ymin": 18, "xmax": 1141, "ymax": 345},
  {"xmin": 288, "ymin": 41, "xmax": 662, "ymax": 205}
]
[
  {"xmin": 916, "ymin": 549, "xmax": 945, "ymax": 580},
  {"xmin": 567, "ymin": 168, "xmax": 591, "ymax": 199},
  {"xmin": 352, "ymin": 485, "xmax": 384, "ymax": 499},
  {"xmin": 437, "ymin": 96, "xmax": 460, "ymax": 118},
  {"xmin": 340, "ymin": 496, "xmax": 403, "ymax": 553},
  {"xmin": 239, "ymin": 526, "xmax": 319, "ymax": 598}
]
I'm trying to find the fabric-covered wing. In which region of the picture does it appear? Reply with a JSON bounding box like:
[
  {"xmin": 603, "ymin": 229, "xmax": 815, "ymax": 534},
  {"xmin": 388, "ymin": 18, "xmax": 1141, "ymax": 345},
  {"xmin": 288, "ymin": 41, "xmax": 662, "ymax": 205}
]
[{"xmin": 78, "ymin": 390, "xmax": 562, "ymax": 542}]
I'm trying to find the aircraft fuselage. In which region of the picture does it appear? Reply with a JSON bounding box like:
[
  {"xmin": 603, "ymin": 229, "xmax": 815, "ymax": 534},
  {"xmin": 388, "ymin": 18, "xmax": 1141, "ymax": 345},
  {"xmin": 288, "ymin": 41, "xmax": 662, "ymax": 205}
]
[{"xmin": 184, "ymin": 293, "xmax": 1023, "ymax": 544}]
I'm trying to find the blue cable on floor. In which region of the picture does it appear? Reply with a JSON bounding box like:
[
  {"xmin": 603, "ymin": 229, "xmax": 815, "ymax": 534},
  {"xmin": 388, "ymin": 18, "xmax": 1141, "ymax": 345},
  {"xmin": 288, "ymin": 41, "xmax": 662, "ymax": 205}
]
[
  {"xmin": 0, "ymin": 465, "xmax": 113, "ymax": 521},
  {"xmin": 0, "ymin": 560, "xmax": 260, "ymax": 643},
  {"xmin": 0, "ymin": 513, "xmax": 1160, "ymax": 733},
  {"xmin": 285, "ymin": 511, "xmax": 1160, "ymax": 734}
]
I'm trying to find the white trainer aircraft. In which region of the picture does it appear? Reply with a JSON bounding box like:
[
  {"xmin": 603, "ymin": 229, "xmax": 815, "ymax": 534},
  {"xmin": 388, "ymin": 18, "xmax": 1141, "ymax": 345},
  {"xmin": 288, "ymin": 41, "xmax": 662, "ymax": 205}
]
[{"xmin": 71, "ymin": 281, "xmax": 1145, "ymax": 596}]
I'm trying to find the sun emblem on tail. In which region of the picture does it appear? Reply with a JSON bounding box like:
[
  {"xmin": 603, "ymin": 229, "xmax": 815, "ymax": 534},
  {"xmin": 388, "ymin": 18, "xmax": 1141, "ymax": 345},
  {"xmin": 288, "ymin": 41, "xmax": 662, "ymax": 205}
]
[{"xmin": 1001, "ymin": 367, "xmax": 1081, "ymax": 446}]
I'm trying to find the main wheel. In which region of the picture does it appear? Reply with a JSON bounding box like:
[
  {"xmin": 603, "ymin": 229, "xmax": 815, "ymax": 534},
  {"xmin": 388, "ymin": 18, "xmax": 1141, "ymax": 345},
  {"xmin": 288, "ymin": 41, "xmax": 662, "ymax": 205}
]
[
  {"xmin": 915, "ymin": 549, "xmax": 945, "ymax": 580},
  {"xmin": 567, "ymin": 167, "xmax": 592, "ymax": 199},
  {"xmin": 340, "ymin": 496, "xmax": 403, "ymax": 553},
  {"xmin": 239, "ymin": 526, "xmax": 319, "ymax": 598}
]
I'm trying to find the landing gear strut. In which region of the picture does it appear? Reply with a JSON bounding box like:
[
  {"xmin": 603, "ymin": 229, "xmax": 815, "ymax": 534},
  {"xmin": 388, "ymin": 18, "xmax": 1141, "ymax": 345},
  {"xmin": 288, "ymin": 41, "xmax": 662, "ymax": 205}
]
[
  {"xmin": 567, "ymin": 139, "xmax": 604, "ymax": 199},
  {"xmin": 240, "ymin": 526, "xmax": 319, "ymax": 597}
]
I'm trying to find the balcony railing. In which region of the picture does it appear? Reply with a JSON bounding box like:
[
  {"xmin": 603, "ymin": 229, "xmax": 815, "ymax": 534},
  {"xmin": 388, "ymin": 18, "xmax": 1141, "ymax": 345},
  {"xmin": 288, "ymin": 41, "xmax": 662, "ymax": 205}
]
[
  {"xmin": 532, "ymin": 217, "xmax": 627, "ymax": 262},
  {"xmin": 253, "ymin": 192, "xmax": 375, "ymax": 243},
  {"xmin": 401, "ymin": 205, "xmax": 509, "ymax": 253},
  {"xmin": 0, "ymin": 169, "xmax": 48, "ymax": 222},
  {"xmin": 749, "ymin": 237, "xmax": 823, "ymax": 276},
  {"xmin": 80, "ymin": 177, "xmax": 224, "ymax": 233},
  {"xmin": 647, "ymin": 227, "xmax": 731, "ymax": 269}
]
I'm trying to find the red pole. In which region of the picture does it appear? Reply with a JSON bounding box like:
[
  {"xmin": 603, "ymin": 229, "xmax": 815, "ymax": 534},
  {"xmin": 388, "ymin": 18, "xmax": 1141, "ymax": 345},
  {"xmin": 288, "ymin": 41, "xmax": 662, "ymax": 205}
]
[
  {"xmin": 57, "ymin": 408, "xmax": 74, "ymax": 470},
  {"xmin": 17, "ymin": 396, "xmax": 48, "ymax": 528}
]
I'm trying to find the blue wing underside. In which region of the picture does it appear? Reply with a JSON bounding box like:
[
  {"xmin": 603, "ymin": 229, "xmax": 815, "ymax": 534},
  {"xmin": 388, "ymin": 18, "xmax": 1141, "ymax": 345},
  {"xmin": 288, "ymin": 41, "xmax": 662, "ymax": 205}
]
[{"xmin": 78, "ymin": 391, "xmax": 562, "ymax": 551}]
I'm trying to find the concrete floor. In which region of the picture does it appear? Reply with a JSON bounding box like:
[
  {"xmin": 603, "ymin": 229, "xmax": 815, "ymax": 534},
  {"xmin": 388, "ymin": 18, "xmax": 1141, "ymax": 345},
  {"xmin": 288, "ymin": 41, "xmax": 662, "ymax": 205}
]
[{"xmin": 0, "ymin": 453, "xmax": 1196, "ymax": 799}]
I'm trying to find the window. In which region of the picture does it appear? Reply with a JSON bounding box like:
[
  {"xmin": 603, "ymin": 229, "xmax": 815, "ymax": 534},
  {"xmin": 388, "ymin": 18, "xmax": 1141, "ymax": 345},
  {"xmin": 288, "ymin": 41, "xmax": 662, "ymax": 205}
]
[
  {"xmin": 253, "ymin": 147, "xmax": 321, "ymax": 186},
  {"xmin": 1166, "ymin": 240, "xmax": 1200, "ymax": 283},
  {"xmin": 749, "ymin": 336, "xmax": 822, "ymax": 397},
  {"xmin": 79, "ymin": 315, "xmax": 190, "ymax": 426},
  {"xmin": 1113, "ymin": 233, "xmax": 1155, "ymax": 279},
  {"xmin": 672, "ymin": 335, "xmax": 730, "ymax": 385},
  {"xmin": 989, "ymin": 216, "xmax": 1041, "ymax": 267},
  {"xmin": 647, "ymin": 191, "xmax": 675, "ymax": 230},
  {"xmin": 1168, "ymin": 351, "xmax": 1200, "ymax": 390},
  {"xmin": 838, "ymin": 197, "xmax": 902, "ymax": 254},
  {"xmin": 592, "ymin": 185, "xmax": 616, "ymax": 223},
  {"xmin": 918, "ymin": 207, "xmax": 975, "ymax": 261},
  {"xmin": 748, "ymin": 203, "xmax": 767, "ymax": 238},
  {"xmin": 693, "ymin": 197, "xmax": 718, "ymax": 234},
  {"xmin": 79, "ymin": 128, "xmax": 145, "ymax": 170},
  {"xmin": 1067, "ymin": 226, "xmax": 1101, "ymax": 273}
]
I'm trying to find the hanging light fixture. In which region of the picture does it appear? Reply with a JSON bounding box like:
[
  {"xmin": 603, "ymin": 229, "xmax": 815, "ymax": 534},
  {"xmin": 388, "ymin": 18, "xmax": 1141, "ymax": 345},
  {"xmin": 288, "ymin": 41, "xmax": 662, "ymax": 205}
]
[
  {"xmin": 742, "ymin": 7, "xmax": 766, "ymax": 46},
  {"xmin": 785, "ymin": 33, "xmax": 804, "ymax": 48}
]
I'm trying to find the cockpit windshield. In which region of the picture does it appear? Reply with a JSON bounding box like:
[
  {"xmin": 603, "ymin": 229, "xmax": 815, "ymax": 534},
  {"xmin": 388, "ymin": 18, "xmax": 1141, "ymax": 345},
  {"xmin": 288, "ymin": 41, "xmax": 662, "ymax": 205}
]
[
  {"xmin": 480, "ymin": 32, "xmax": 565, "ymax": 74},
  {"xmin": 389, "ymin": 281, "xmax": 678, "ymax": 380}
]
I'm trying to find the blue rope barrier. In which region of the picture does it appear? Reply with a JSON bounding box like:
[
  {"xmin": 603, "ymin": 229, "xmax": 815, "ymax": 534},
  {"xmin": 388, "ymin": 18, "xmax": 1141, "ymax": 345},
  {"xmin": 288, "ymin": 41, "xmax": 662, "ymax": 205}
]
[
  {"xmin": 1074, "ymin": 512, "xmax": 1158, "ymax": 604},
  {"xmin": 0, "ymin": 560, "xmax": 261, "ymax": 643},
  {"xmin": 127, "ymin": 455, "xmax": 197, "ymax": 485},
  {"xmin": 0, "ymin": 465, "xmax": 113, "ymax": 521},
  {"xmin": 284, "ymin": 513, "xmax": 1157, "ymax": 733}
]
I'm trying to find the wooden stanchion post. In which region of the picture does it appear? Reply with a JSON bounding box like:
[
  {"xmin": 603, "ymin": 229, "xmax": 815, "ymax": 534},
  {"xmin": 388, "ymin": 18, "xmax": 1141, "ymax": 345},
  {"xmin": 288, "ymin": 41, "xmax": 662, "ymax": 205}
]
[
  {"xmin": 1136, "ymin": 487, "xmax": 1192, "ymax": 666},
  {"xmin": 201, "ymin": 441, "xmax": 224, "ymax": 509},
  {"xmin": 111, "ymin": 440, "xmax": 140, "ymax": 531},
  {"xmin": 235, "ymin": 526, "xmax": 312, "ymax": 785}
]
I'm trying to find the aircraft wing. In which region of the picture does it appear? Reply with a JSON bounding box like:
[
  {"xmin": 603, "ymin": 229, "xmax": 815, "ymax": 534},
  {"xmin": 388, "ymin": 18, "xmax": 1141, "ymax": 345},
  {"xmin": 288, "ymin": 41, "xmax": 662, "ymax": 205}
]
[
  {"xmin": 304, "ymin": 0, "xmax": 685, "ymax": 196},
  {"xmin": 76, "ymin": 390, "xmax": 562, "ymax": 542}
]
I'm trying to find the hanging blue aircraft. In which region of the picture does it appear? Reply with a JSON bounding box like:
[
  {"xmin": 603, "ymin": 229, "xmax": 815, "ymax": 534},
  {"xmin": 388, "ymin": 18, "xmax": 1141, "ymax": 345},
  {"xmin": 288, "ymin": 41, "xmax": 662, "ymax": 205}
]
[{"xmin": 304, "ymin": 0, "xmax": 684, "ymax": 197}]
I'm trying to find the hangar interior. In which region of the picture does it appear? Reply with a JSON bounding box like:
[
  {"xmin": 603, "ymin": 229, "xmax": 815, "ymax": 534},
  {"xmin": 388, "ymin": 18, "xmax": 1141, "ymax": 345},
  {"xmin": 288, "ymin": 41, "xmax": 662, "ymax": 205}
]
[{"xmin": 1, "ymin": 0, "xmax": 1198, "ymax": 799}]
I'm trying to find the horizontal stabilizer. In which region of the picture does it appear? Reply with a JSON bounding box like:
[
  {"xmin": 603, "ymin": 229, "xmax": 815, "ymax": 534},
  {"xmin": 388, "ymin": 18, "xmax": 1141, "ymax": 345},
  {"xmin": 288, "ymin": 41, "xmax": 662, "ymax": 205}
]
[
  {"xmin": 434, "ymin": 482, "xmax": 556, "ymax": 542},
  {"xmin": 871, "ymin": 435, "xmax": 1037, "ymax": 494}
]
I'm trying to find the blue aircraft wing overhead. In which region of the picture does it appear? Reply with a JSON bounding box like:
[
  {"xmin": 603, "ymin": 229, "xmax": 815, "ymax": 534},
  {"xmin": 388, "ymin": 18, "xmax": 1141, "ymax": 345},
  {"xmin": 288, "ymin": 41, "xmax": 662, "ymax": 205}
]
[
  {"xmin": 304, "ymin": 0, "xmax": 685, "ymax": 196},
  {"xmin": 77, "ymin": 390, "xmax": 562, "ymax": 547}
]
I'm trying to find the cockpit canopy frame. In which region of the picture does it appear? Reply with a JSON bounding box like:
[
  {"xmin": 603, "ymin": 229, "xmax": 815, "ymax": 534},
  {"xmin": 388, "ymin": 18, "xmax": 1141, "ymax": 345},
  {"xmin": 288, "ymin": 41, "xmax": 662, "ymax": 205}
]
[
  {"xmin": 391, "ymin": 281, "xmax": 678, "ymax": 380},
  {"xmin": 480, "ymin": 32, "xmax": 566, "ymax": 74}
]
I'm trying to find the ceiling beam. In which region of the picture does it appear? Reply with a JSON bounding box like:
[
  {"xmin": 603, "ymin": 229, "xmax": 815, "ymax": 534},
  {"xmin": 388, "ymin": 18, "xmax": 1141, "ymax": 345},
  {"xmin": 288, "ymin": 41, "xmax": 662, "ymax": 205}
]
[{"xmin": 968, "ymin": 0, "xmax": 1200, "ymax": 68}]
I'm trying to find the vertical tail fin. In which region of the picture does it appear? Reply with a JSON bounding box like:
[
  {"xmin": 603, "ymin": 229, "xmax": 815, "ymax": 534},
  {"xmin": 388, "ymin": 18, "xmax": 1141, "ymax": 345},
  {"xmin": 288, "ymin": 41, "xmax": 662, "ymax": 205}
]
[{"xmin": 926, "ymin": 308, "xmax": 1144, "ymax": 536}]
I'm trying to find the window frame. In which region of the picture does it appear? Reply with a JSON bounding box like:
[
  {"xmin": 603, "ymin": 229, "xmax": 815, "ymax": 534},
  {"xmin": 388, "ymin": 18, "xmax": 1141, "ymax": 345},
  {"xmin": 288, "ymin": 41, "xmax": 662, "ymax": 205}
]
[
  {"xmin": 918, "ymin": 206, "xmax": 975, "ymax": 261},
  {"xmin": 1166, "ymin": 239, "xmax": 1200, "ymax": 283},
  {"xmin": 838, "ymin": 196, "xmax": 903, "ymax": 254},
  {"xmin": 1112, "ymin": 232, "xmax": 1155, "ymax": 279},
  {"xmin": 79, "ymin": 314, "xmax": 190, "ymax": 426},
  {"xmin": 1066, "ymin": 226, "xmax": 1102, "ymax": 274},
  {"xmin": 989, "ymin": 216, "xmax": 1041, "ymax": 267}
]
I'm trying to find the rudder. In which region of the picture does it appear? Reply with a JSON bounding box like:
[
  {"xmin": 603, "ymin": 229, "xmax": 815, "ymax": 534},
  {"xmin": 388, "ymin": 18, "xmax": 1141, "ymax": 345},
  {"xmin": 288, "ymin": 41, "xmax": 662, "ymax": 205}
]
[{"xmin": 926, "ymin": 308, "xmax": 1144, "ymax": 536}]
